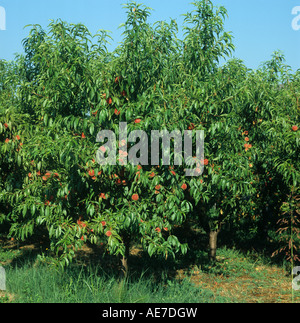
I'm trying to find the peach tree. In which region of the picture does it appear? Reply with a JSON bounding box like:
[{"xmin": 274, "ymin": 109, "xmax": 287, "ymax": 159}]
[
  {"xmin": 1, "ymin": 0, "xmax": 297, "ymax": 272},
  {"xmin": 0, "ymin": 5, "xmax": 191, "ymax": 271}
]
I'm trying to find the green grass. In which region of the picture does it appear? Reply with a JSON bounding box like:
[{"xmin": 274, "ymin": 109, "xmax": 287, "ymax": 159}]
[
  {"xmin": 0, "ymin": 240, "xmax": 222, "ymax": 303},
  {"xmin": 0, "ymin": 238, "xmax": 299, "ymax": 303},
  {"xmin": 2, "ymin": 261, "xmax": 222, "ymax": 303}
]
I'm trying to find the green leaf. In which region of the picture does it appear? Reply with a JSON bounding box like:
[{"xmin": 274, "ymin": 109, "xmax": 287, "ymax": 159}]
[
  {"xmin": 45, "ymin": 206, "xmax": 50, "ymax": 218},
  {"xmin": 31, "ymin": 204, "xmax": 36, "ymax": 216},
  {"xmin": 23, "ymin": 204, "xmax": 28, "ymax": 217},
  {"xmin": 89, "ymin": 123, "xmax": 95, "ymax": 136}
]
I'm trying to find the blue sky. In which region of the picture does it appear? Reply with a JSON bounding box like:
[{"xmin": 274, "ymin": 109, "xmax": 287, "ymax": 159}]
[{"xmin": 0, "ymin": 0, "xmax": 299, "ymax": 71}]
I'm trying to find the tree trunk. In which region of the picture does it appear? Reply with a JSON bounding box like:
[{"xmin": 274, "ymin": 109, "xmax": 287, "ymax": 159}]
[
  {"xmin": 121, "ymin": 235, "xmax": 130, "ymax": 279},
  {"xmin": 209, "ymin": 230, "xmax": 219, "ymax": 262},
  {"xmin": 121, "ymin": 255, "xmax": 129, "ymax": 278},
  {"xmin": 209, "ymin": 222, "xmax": 222, "ymax": 262}
]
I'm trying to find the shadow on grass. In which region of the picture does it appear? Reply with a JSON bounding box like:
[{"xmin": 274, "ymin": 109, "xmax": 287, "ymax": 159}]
[
  {"xmin": 1, "ymin": 222, "xmax": 212, "ymax": 284},
  {"xmin": 1, "ymin": 227, "xmax": 222, "ymax": 303},
  {"xmin": 1, "ymin": 220, "xmax": 281, "ymax": 284}
]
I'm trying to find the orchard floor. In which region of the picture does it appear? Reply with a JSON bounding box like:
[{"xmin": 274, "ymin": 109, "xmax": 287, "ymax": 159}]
[{"xmin": 0, "ymin": 234, "xmax": 299, "ymax": 303}]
